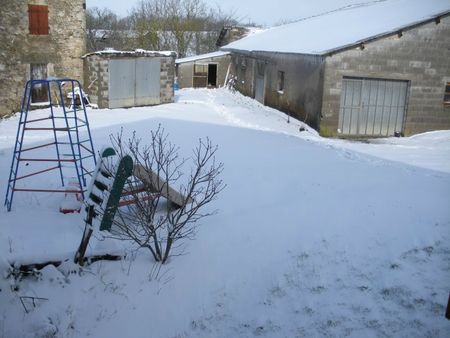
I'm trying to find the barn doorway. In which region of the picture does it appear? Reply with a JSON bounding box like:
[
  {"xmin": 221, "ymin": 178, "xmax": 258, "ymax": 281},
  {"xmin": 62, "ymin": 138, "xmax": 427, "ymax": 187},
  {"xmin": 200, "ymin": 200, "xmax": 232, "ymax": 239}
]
[
  {"xmin": 30, "ymin": 63, "xmax": 48, "ymax": 103},
  {"xmin": 338, "ymin": 77, "xmax": 408, "ymax": 136},
  {"xmin": 207, "ymin": 64, "xmax": 217, "ymax": 87}
]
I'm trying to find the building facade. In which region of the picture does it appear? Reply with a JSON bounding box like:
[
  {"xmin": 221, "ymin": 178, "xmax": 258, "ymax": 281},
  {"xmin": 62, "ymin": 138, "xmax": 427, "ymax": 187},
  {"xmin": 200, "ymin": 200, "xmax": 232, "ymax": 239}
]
[
  {"xmin": 176, "ymin": 51, "xmax": 231, "ymax": 89},
  {"xmin": 0, "ymin": 0, "xmax": 86, "ymax": 117},
  {"xmin": 223, "ymin": 2, "xmax": 450, "ymax": 137},
  {"xmin": 83, "ymin": 50, "xmax": 176, "ymax": 109}
]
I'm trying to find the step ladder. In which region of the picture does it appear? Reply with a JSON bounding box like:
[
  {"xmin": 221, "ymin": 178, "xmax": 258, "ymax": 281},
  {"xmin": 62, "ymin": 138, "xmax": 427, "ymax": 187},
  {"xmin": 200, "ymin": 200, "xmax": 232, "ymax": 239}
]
[{"xmin": 4, "ymin": 78, "xmax": 96, "ymax": 211}]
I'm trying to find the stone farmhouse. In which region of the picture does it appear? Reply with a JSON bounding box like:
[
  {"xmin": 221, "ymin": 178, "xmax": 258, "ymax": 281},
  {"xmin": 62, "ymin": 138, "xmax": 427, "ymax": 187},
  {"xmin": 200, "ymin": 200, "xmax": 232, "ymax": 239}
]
[
  {"xmin": 0, "ymin": 0, "xmax": 86, "ymax": 117},
  {"xmin": 221, "ymin": 0, "xmax": 450, "ymax": 137}
]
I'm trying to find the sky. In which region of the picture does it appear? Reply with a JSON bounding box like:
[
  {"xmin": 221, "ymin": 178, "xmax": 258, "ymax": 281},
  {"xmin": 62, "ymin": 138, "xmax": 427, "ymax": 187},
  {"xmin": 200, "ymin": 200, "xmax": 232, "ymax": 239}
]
[{"xmin": 86, "ymin": 0, "xmax": 366, "ymax": 26}]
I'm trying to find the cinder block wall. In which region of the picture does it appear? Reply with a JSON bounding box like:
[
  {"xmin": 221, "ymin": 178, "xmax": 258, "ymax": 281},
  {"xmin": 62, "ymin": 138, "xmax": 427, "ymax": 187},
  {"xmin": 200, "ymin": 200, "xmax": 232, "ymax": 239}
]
[
  {"xmin": 0, "ymin": 0, "xmax": 86, "ymax": 117},
  {"xmin": 321, "ymin": 16, "xmax": 450, "ymax": 136},
  {"xmin": 160, "ymin": 56, "xmax": 175, "ymax": 103}
]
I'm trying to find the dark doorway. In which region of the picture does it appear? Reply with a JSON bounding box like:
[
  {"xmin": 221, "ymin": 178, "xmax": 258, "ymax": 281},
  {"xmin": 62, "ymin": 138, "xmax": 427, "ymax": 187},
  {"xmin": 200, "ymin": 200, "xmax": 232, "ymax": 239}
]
[
  {"xmin": 207, "ymin": 64, "xmax": 217, "ymax": 87},
  {"xmin": 30, "ymin": 63, "xmax": 48, "ymax": 103}
]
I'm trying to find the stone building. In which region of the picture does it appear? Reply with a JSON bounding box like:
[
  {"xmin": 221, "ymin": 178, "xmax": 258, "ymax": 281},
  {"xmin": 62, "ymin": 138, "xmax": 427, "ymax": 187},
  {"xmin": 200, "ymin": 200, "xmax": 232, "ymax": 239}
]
[
  {"xmin": 83, "ymin": 50, "xmax": 176, "ymax": 109},
  {"xmin": 222, "ymin": 0, "xmax": 450, "ymax": 137},
  {"xmin": 176, "ymin": 51, "xmax": 231, "ymax": 89},
  {"xmin": 0, "ymin": 0, "xmax": 86, "ymax": 117}
]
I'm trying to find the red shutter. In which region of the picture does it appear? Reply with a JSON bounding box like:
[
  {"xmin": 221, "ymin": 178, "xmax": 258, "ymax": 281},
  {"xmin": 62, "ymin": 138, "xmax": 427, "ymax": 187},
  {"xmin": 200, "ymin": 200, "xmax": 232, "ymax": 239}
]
[{"xmin": 28, "ymin": 5, "xmax": 48, "ymax": 35}]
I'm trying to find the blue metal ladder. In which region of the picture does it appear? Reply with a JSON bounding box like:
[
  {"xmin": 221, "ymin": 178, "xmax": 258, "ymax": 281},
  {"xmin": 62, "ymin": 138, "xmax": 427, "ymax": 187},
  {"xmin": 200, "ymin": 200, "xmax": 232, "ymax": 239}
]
[{"xmin": 4, "ymin": 78, "xmax": 96, "ymax": 211}]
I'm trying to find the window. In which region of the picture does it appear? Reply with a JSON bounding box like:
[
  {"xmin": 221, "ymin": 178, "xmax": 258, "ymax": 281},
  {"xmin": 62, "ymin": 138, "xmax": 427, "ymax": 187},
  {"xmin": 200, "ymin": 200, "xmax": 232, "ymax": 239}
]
[
  {"xmin": 444, "ymin": 82, "xmax": 450, "ymax": 106},
  {"xmin": 277, "ymin": 71, "xmax": 285, "ymax": 93},
  {"xmin": 194, "ymin": 64, "xmax": 207, "ymax": 76},
  {"xmin": 28, "ymin": 5, "xmax": 49, "ymax": 35},
  {"xmin": 193, "ymin": 64, "xmax": 208, "ymax": 88}
]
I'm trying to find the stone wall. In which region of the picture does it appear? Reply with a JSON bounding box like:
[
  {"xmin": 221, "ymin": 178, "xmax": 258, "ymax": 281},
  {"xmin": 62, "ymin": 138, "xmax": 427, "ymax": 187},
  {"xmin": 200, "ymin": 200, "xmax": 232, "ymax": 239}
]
[
  {"xmin": 321, "ymin": 15, "xmax": 450, "ymax": 136},
  {"xmin": 0, "ymin": 0, "xmax": 86, "ymax": 117}
]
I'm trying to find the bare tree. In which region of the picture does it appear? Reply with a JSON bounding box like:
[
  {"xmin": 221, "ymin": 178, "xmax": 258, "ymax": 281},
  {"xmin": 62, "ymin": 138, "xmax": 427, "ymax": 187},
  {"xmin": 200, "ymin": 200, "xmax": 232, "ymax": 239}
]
[
  {"xmin": 86, "ymin": 7, "xmax": 131, "ymax": 52},
  {"xmin": 107, "ymin": 127, "xmax": 224, "ymax": 264},
  {"xmin": 128, "ymin": 0, "xmax": 238, "ymax": 56}
]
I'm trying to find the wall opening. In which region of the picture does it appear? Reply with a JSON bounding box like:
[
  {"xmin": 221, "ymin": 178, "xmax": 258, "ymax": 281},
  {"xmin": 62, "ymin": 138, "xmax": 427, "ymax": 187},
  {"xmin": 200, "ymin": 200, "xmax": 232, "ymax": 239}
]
[
  {"xmin": 207, "ymin": 64, "xmax": 217, "ymax": 87},
  {"xmin": 30, "ymin": 63, "xmax": 48, "ymax": 103}
]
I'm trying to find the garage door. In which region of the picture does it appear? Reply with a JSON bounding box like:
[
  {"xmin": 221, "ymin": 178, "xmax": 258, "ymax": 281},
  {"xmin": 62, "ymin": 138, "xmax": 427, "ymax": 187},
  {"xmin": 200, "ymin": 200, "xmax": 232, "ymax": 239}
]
[
  {"xmin": 338, "ymin": 77, "xmax": 408, "ymax": 136},
  {"xmin": 109, "ymin": 58, "xmax": 161, "ymax": 109}
]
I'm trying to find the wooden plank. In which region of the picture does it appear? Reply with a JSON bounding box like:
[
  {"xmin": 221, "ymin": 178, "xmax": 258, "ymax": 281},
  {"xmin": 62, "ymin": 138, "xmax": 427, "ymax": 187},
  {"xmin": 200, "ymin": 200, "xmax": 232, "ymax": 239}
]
[{"xmin": 133, "ymin": 164, "xmax": 193, "ymax": 208}]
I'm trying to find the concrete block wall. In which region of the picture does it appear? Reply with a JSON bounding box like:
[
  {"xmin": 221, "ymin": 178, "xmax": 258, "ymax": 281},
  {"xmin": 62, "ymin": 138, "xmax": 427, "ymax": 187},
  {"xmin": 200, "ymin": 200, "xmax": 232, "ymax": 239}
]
[
  {"xmin": 160, "ymin": 56, "xmax": 175, "ymax": 103},
  {"xmin": 0, "ymin": 0, "xmax": 86, "ymax": 117},
  {"xmin": 321, "ymin": 16, "xmax": 450, "ymax": 136}
]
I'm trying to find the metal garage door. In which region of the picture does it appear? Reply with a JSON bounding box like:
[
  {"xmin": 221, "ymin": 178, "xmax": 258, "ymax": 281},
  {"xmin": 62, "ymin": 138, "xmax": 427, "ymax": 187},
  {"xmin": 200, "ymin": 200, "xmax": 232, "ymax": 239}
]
[
  {"xmin": 109, "ymin": 58, "xmax": 161, "ymax": 108},
  {"xmin": 338, "ymin": 77, "xmax": 408, "ymax": 136}
]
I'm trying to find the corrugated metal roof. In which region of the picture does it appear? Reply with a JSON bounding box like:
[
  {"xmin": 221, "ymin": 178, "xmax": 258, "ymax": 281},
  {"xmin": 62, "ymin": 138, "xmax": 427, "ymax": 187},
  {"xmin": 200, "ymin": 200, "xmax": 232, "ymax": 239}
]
[
  {"xmin": 221, "ymin": 0, "xmax": 450, "ymax": 55},
  {"xmin": 175, "ymin": 51, "xmax": 231, "ymax": 64}
]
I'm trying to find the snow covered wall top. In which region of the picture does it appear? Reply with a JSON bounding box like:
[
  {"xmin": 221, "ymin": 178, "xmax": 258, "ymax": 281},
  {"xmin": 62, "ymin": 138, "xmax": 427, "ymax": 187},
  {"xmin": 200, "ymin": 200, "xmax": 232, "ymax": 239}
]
[{"xmin": 221, "ymin": 0, "xmax": 450, "ymax": 55}]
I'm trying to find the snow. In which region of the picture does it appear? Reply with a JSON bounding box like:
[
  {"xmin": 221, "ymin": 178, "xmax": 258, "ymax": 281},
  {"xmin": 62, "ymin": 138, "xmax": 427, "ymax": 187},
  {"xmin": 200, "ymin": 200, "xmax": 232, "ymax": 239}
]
[
  {"xmin": 1, "ymin": 88, "xmax": 449, "ymax": 337},
  {"xmin": 176, "ymin": 51, "xmax": 231, "ymax": 64},
  {"xmin": 82, "ymin": 49, "xmax": 176, "ymax": 58},
  {"xmin": 221, "ymin": 0, "xmax": 450, "ymax": 55}
]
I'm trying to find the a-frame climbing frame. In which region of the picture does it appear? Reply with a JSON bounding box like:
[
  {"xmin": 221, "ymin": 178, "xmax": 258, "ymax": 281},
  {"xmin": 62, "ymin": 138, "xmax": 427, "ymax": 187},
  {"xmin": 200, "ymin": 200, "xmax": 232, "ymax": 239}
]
[{"xmin": 4, "ymin": 79, "xmax": 96, "ymax": 211}]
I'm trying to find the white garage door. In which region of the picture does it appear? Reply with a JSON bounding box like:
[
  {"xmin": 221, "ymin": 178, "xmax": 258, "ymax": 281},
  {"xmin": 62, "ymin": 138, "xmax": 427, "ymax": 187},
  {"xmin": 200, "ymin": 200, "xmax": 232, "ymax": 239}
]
[{"xmin": 338, "ymin": 77, "xmax": 408, "ymax": 136}]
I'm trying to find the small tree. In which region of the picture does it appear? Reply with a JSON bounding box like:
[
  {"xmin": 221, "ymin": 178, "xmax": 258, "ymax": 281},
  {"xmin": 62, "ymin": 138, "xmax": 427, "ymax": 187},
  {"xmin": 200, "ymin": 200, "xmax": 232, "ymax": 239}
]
[{"xmin": 108, "ymin": 127, "xmax": 224, "ymax": 264}]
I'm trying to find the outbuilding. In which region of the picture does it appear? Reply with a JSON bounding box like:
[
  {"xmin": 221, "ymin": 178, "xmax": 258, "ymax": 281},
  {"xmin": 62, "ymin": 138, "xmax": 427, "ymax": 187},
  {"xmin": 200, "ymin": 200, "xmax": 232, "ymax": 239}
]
[
  {"xmin": 176, "ymin": 51, "xmax": 231, "ymax": 89},
  {"xmin": 83, "ymin": 49, "xmax": 176, "ymax": 109},
  {"xmin": 222, "ymin": 0, "xmax": 450, "ymax": 137}
]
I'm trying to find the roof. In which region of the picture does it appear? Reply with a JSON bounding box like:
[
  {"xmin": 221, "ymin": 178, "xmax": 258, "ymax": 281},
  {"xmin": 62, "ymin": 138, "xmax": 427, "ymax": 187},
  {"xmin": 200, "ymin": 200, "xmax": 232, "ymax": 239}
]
[
  {"xmin": 221, "ymin": 0, "xmax": 450, "ymax": 56},
  {"xmin": 175, "ymin": 51, "xmax": 231, "ymax": 64},
  {"xmin": 83, "ymin": 49, "xmax": 177, "ymax": 58}
]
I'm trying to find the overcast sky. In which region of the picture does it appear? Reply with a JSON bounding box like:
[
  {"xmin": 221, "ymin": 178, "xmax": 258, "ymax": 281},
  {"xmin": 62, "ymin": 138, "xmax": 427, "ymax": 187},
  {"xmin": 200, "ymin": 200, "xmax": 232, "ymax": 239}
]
[{"xmin": 86, "ymin": 0, "xmax": 365, "ymax": 26}]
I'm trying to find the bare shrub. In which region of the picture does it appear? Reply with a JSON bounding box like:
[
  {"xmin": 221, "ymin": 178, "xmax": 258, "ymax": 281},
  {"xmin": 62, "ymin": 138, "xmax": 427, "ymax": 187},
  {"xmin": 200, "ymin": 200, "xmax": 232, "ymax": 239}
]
[{"xmin": 109, "ymin": 126, "xmax": 224, "ymax": 264}]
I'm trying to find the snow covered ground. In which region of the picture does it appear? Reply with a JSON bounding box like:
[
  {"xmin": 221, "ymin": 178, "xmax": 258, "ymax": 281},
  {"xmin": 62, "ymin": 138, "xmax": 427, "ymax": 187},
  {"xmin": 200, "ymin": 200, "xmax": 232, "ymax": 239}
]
[{"xmin": 0, "ymin": 88, "xmax": 449, "ymax": 337}]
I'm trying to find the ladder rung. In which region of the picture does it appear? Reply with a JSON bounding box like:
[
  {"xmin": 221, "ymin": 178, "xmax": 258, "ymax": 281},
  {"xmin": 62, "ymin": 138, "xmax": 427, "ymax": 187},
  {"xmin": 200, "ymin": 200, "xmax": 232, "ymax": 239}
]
[
  {"xmin": 20, "ymin": 142, "xmax": 56, "ymax": 152},
  {"xmin": 24, "ymin": 117, "xmax": 52, "ymax": 124},
  {"xmin": 24, "ymin": 127, "xmax": 69, "ymax": 131},
  {"xmin": 13, "ymin": 188, "xmax": 83, "ymax": 194},
  {"xmin": 19, "ymin": 158, "xmax": 76, "ymax": 162},
  {"xmin": 15, "ymin": 166, "xmax": 60, "ymax": 181}
]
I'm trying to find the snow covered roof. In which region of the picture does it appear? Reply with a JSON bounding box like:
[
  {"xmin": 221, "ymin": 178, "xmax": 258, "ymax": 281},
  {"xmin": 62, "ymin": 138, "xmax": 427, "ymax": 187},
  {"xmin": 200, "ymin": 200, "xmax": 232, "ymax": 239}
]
[
  {"xmin": 82, "ymin": 49, "xmax": 177, "ymax": 58},
  {"xmin": 221, "ymin": 0, "xmax": 450, "ymax": 55},
  {"xmin": 175, "ymin": 51, "xmax": 231, "ymax": 64}
]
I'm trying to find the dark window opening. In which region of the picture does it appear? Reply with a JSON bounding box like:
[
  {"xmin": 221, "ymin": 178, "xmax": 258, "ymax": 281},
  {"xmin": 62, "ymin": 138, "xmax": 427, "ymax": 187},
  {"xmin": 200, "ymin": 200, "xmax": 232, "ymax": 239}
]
[
  {"xmin": 28, "ymin": 5, "xmax": 49, "ymax": 35},
  {"xmin": 30, "ymin": 64, "xmax": 48, "ymax": 103},
  {"xmin": 278, "ymin": 71, "xmax": 285, "ymax": 92},
  {"xmin": 444, "ymin": 83, "xmax": 450, "ymax": 106},
  {"xmin": 207, "ymin": 64, "xmax": 217, "ymax": 87}
]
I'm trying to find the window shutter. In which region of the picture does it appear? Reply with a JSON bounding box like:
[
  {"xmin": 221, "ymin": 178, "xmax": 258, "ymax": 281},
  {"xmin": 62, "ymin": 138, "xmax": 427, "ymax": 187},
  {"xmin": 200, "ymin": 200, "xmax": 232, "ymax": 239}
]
[{"xmin": 28, "ymin": 5, "xmax": 48, "ymax": 35}]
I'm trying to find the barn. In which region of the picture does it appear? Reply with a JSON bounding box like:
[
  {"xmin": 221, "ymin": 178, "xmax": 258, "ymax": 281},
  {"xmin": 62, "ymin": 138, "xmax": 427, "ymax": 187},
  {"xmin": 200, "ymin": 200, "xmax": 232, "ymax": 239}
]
[
  {"xmin": 83, "ymin": 50, "xmax": 176, "ymax": 109},
  {"xmin": 176, "ymin": 51, "xmax": 231, "ymax": 89},
  {"xmin": 221, "ymin": 0, "xmax": 450, "ymax": 137}
]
